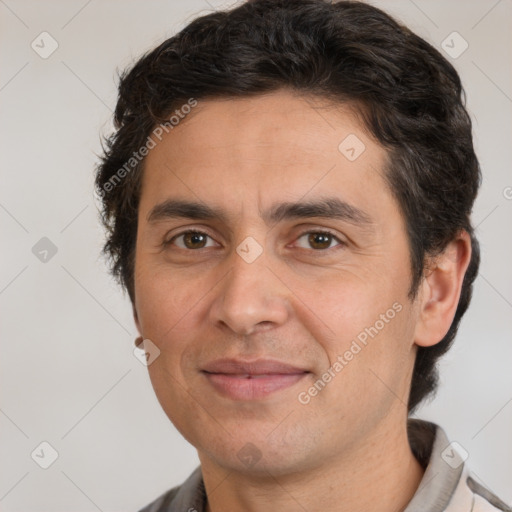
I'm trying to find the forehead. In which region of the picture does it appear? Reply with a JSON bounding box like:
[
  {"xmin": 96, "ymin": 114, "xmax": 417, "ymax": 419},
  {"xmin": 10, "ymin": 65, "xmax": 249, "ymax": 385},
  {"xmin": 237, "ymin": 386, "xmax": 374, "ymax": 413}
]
[{"xmin": 140, "ymin": 89, "xmax": 393, "ymax": 220}]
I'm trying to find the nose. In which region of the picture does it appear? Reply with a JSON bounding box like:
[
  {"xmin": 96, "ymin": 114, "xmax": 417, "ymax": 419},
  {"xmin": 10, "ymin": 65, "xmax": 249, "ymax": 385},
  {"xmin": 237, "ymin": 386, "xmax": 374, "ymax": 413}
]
[{"xmin": 208, "ymin": 249, "xmax": 290, "ymax": 336}]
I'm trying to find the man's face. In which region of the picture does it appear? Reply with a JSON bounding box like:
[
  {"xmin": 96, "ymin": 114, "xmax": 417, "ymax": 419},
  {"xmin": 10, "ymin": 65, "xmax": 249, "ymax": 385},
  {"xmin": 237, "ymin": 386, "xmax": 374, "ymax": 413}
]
[{"xmin": 133, "ymin": 89, "xmax": 421, "ymax": 475}]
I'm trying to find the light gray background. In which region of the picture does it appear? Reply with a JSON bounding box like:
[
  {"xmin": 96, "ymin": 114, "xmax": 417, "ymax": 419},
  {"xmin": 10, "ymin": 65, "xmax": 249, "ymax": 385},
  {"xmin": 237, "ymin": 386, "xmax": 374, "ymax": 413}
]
[{"xmin": 1, "ymin": 1, "xmax": 511, "ymax": 510}]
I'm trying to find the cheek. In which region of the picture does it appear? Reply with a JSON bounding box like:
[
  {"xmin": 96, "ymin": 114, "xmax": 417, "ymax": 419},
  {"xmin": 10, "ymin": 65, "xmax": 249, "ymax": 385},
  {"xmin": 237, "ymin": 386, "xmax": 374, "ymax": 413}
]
[
  {"xmin": 300, "ymin": 301, "xmax": 414, "ymax": 429},
  {"xmin": 136, "ymin": 269, "xmax": 207, "ymax": 429},
  {"xmin": 133, "ymin": 267, "xmax": 206, "ymax": 398},
  {"xmin": 293, "ymin": 273, "xmax": 391, "ymax": 352},
  {"xmin": 295, "ymin": 270, "xmax": 413, "ymax": 397},
  {"xmin": 134, "ymin": 261, "xmax": 204, "ymax": 338}
]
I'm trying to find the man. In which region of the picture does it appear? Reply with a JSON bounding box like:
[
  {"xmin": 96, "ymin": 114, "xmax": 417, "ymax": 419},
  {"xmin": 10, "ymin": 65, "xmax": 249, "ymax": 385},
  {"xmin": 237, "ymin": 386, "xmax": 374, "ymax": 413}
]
[{"xmin": 95, "ymin": 1, "xmax": 510, "ymax": 510}]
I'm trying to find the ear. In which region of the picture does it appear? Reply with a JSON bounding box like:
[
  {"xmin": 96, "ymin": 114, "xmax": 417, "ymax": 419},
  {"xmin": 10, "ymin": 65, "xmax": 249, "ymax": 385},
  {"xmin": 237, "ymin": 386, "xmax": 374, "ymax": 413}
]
[{"xmin": 414, "ymin": 230, "xmax": 472, "ymax": 348}]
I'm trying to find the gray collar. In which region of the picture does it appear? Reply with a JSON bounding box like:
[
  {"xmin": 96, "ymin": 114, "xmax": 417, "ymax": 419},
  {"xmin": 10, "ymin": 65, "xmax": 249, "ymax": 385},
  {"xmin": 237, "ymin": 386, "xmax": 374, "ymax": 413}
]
[{"xmin": 404, "ymin": 419, "xmax": 464, "ymax": 512}]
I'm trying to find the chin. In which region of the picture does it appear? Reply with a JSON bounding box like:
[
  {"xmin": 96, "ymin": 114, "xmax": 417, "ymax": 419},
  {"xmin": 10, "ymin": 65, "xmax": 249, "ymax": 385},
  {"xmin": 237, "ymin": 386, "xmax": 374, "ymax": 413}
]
[{"xmin": 194, "ymin": 425, "xmax": 320, "ymax": 478}]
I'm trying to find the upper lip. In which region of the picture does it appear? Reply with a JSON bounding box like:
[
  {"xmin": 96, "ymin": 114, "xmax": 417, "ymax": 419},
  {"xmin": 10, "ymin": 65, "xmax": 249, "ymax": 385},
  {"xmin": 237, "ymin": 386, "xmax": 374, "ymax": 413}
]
[{"xmin": 202, "ymin": 358, "xmax": 309, "ymax": 375}]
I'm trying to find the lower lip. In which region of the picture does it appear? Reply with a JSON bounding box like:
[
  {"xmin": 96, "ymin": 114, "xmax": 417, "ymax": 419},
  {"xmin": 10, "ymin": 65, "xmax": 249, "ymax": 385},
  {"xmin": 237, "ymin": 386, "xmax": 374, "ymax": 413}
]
[{"xmin": 203, "ymin": 372, "xmax": 308, "ymax": 400}]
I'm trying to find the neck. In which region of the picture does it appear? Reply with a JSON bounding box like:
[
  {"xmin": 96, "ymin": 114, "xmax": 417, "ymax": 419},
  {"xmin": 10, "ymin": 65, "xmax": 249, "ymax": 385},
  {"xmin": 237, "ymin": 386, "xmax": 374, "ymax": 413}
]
[{"xmin": 201, "ymin": 418, "xmax": 424, "ymax": 512}]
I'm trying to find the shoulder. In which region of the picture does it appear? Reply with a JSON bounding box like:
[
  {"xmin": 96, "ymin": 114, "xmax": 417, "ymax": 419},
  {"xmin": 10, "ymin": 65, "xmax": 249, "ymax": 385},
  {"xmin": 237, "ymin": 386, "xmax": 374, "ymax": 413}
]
[
  {"xmin": 137, "ymin": 485, "xmax": 180, "ymax": 512},
  {"xmin": 137, "ymin": 467, "xmax": 205, "ymax": 512},
  {"xmin": 445, "ymin": 464, "xmax": 511, "ymax": 512},
  {"xmin": 407, "ymin": 420, "xmax": 510, "ymax": 512},
  {"xmin": 463, "ymin": 473, "xmax": 511, "ymax": 512}
]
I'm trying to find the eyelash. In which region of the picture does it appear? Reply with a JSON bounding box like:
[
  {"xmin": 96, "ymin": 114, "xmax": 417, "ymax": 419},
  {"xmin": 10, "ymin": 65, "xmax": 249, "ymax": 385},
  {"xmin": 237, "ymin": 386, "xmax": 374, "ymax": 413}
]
[{"xmin": 164, "ymin": 229, "xmax": 346, "ymax": 251}]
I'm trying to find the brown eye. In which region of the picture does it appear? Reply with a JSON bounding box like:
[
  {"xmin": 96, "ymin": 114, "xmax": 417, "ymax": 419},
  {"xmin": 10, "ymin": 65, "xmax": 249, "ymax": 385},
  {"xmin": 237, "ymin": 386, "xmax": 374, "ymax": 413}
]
[
  {"xmin": 169, "ymin": 231, "xmax": 216, "ymax": 249},
  {"xmin": 295, "ymin": 231, "xmax": 342, "ymax": 250},
  {"xmin": 183, "ymin": 232, "xmax": 207, "ymax": 249}
]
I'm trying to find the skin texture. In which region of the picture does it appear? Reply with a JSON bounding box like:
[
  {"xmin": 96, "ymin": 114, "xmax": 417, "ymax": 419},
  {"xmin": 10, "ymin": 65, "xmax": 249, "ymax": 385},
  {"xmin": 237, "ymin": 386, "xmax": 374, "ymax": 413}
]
[{"xmin": 133, "ymin": 89, "xmax": 471, "ymax": 512}]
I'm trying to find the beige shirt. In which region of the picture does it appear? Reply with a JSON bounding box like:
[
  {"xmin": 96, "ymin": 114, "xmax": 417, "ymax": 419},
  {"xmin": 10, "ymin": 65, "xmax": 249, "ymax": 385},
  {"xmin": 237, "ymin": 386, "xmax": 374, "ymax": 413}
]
[{"xmin": 139, "ymin": 420, "xmax": 510, "ymax": 512}]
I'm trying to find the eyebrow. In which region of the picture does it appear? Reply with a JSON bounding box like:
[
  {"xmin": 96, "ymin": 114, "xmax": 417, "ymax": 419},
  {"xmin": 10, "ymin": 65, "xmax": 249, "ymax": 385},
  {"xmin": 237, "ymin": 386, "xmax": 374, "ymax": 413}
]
[{"xmin": 147, "ymin": 197, "xmax": 374, "ymax": 228}]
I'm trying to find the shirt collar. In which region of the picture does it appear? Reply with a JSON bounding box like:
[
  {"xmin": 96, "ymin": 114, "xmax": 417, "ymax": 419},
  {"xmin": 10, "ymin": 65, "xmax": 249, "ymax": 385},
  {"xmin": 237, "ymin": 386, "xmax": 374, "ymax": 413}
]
[{"xmin": 404, "ymin": 419, "xmax": 465, "ymax": 512}]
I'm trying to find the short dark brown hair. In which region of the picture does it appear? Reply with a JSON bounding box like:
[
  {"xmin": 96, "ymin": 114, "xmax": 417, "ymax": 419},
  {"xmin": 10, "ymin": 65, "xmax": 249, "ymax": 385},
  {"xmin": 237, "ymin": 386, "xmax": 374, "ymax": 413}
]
[{"xmin": 95, "ymin": 0, "xmax": 481, "ymax": 413}]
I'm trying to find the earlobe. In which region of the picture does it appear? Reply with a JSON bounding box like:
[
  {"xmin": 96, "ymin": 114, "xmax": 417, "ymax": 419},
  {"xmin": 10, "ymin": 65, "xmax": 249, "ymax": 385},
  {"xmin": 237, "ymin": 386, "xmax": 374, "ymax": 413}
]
[{"xmin": 414, "ymin": 230, "xmax": 472, "ymax": 348}]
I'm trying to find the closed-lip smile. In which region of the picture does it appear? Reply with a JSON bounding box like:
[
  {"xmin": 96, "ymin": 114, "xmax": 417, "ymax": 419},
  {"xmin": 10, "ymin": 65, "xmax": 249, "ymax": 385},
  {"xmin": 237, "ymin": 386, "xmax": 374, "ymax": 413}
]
[{"xmin": 201, "ymin": 358, "xmax": 310, "ymax": 400}]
